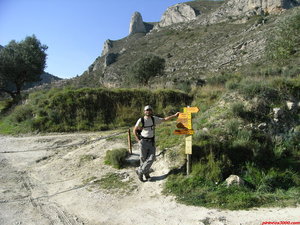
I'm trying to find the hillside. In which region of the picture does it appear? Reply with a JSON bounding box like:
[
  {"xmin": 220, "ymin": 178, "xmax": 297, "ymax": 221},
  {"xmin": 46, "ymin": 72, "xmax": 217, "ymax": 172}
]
[
  {"xmin": 0, "ymin": 0, "xmax": 299, "ymax": 216},
  {"xmin": 23, "ymin": 72, "xmax": 62, "ymax": 90},
  {"xmin": 69, "ymin": 0, "xmax": 299, "ymax": 88}
]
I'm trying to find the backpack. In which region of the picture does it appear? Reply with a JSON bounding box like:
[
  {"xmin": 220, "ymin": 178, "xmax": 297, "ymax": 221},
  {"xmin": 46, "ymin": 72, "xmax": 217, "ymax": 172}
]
[{"xmin": 136, "ymin": 116, "xmax": 155, "ymax": 137}]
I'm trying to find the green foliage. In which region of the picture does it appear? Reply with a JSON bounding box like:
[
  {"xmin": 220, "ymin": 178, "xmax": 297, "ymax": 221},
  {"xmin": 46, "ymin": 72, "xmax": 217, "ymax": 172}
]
[
  {"xmin": 126, "ymin": 55, "xmax": 165, "ymax": 85},
  {"xmin": 206, "ymin": 72, "xmax": 240, "ymax": 86},
  {"xmin": 91, "ymin": 172, "xmax": 134, "ymax": 193},
  {"xmin": 191, "ymin": 153, "xmax": 225, "ymax": 183},
  {"xmin": 10, "ymin": 105, "xmax": 33, "ymax": 123},
  {"xmin": 164, "ymin": 174, "xmax": 266, "ymax": 210},
  {"xmin": 155, "ymin": 122, "xmax": 184, "ymax": 149},
  {"xmin": 191, "ymin": 85, "xmax": 225, "ymax": 113},
  {"xmin": 104, "ymin": 148, "xmax": 128, "ymax": 169},
  {"xmin": 267, "ymin": 11, "xmax": 300, "ymax": 62},
  {"xmin": 243, "ymin": 163, "xmax": 300, "ymax": 192},
  {"xmin": 3, "ymin": 87, "xmax": 191, "ymax": 133},
  {"xmin": 231, "ymin": 102, "xmax": 246, "ymax": 118},
  {"xmin": 0, "ymin": 35, "xmax": 47, "ymax": 102},
  {"xmin": 235, "ymin": 78, "xmax": 279, "ymax": 100}
]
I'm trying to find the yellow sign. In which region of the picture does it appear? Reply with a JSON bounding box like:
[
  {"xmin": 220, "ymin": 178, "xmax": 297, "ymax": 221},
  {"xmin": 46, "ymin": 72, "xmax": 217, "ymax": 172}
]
[
  {"xmin": 174, "ymin": 107, "xmax": 199, "ymax": 136},
  {"xmin": 176, "ymin": 113, "xmax": 192, "ymax": 129},
  {"xmin": 184, "ymin": 107, "xmax": 200, "ymax": 113},
  {"xmin": 174, "ymin": 129, "xmax": 194, "ymax": 135},
  {"xmin": 185, "ymin": 135, "xmax": 193, "ymax": 154}
]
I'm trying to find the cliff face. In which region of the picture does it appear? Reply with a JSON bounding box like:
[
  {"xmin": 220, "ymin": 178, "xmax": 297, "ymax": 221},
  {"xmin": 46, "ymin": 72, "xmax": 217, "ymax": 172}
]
[
  {"xmin": 76, "ymin": 1, "xmax": 299, "ymax": 88},
  {"xmin": 157, "ymin": 3, "xmax": 200, "ymax": 28},
  {"xmin": 129, "ymin": 12, "xmax": 147, "ymax": 35}
]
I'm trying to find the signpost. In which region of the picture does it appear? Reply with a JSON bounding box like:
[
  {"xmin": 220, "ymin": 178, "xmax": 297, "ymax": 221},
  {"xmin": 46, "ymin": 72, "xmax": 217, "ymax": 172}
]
[{"xmin": 174, "ymin": 106, "xmax": 199, "ymax": 175}]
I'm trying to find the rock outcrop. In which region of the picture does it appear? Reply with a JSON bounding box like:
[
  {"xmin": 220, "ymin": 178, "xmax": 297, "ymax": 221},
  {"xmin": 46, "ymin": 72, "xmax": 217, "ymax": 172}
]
[
  {"xmin": 205, "ymin": 0, "xmax": 299, "ymax": 24},
  {"xmin": 247, "ymin": 0, "xmax": 299, "ymax": 12},
  {"xmin": 129, "ymin": 11, "xmax": 147, "ymax": 35},
  {"xmin": 101, "ymin": 39, "xmax": 113, "ymax": 56},
  {"xmin": 104, "ymin": 53, "xmax": 118, "ymax": 67},
  {"xmin": 158, "ymin": 3, "xmax": 200, "ymax": 27}
]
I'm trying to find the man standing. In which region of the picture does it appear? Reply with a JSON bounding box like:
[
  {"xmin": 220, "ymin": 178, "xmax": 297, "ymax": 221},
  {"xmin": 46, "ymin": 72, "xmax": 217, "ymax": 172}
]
[{"xmin": 133, "ymin": 105, "xmax": 179, "ymax": 182}]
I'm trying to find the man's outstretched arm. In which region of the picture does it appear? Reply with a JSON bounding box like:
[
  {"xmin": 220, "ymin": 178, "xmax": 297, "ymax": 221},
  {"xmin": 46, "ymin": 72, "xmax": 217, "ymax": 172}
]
[{"xmin": 163, "ymin": 112, "xmax": 180, "ymax": 121}]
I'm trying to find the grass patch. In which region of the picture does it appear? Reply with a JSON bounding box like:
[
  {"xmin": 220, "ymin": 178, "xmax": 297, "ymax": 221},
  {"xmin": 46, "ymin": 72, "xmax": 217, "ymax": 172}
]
[
  {"xmin": 104, "ymin": 148, "xmax": 129, "ymax": 169},
  {"xmin": 90, "ymin": 172, "xmax": 136, "ymax": 194},
  {"xmin": 155, "ymin": 121, "xmax": 184, "ymax": 150},
  {"xmin": 79, "ymin": 154, "xmax": 97, "ymax": 164},
  {"xmin": 164, "ymin": 174, "xmax": 300, "ymax": 210}
]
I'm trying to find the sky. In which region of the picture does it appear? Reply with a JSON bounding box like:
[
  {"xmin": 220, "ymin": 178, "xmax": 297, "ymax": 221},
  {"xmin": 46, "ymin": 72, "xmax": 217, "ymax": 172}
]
[{"xmin": 0, "ymin": 0, "xmax": 190, "ymax": 79}]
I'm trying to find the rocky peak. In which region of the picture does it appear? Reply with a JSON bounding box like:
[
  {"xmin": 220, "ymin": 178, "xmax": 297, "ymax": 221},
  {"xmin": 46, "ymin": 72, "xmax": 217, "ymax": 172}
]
[
  {"xmin": 129, "ymin": 11, "xmax": 147, "ymax": 35},
  {"xmin": 221, "ymin": 0, "xmax": 298, "ymax": 18},
  {"xmin": 158, "ymin": 3, "xmax": 200, "ymax": 28},
  {"xmin": 194, "ymin": 0, "xmax": 299, "ymax": 26},
  {"xmin": 247, "ymin": 0, "xmax": 299, "ymax": 12},
  {"xmin": 101, "ymin": 39, "xmax": 113, "ymax": 56}
]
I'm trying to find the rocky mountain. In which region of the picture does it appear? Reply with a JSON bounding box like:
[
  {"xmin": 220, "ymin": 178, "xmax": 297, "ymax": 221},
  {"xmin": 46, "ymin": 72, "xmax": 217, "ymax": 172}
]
[
  {"xmin": 23, "ymin": 72, "xmax": 62, "ymax": 91},
  {"xmin": 73, "ymin": 0, "xmax": 299, "ymax": 88}
]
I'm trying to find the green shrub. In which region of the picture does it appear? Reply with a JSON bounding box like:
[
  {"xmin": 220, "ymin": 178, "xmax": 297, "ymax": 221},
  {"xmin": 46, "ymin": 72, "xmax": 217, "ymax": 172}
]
[
  {"xmin": 126, "ymin": 55, "xmax": 165, "ymax": 85},
  {"xmin": 28, "ymin": 88, "xmax": 191, "ymax": 132},
  {"xmin": 89, "ymin": 172, "xmax": 134, "ymax": 194},
  {"xmin": 10, "ymin": 105, "xmax": 33, "ymax": 123},
  {"xmin": 271, "ymin": 76, "xmax": 300, "ymax": 99},
  {"xmin": 243, "ymin": 163, "xmax": 300, "ymax": 192},
  {"xmin": 104, "ymin": 148, "xmax": 128, "ymax": 169},
  {"xmin": 267, "ymin": 11, "xmax": 300, "ymax": 62},
  {"xmin": 231, "ymin": 102, "xmax": 246, "ymax": 118},
  {"xmin": 192, "ymin": 153, "xmax": 224, "ymax": 183},
  {"xmin": 237, "ymin": 78, "xmax": 279, "ymax": 100},
  {"xmin": 164, "ymin": 174, "xmax": 264, "ymax": 210}
]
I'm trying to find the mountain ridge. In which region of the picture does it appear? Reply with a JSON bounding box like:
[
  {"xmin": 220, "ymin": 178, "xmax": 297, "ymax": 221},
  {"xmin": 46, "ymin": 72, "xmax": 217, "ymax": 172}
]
[{"xmin": 70, "ymin": 0, "xmax": 299, "ymax": 88}]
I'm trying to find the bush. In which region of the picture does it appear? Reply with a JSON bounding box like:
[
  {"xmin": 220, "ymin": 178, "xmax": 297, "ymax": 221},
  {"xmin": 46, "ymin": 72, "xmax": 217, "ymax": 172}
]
[
  {"xmin": 10, "ymin": 105, "xmax": 33, "ymax": 123},
  {"xmin": 126, "ymin": 55, "xmax": 165, "ymax": 85},
  {"xmin": 192, "ymin": 153, "xmax": 224, "ymax": 183},
  {"xmin": 267, "ymin": 11, "xmax": 300, "ymax": 62},
  {"xmin": 104, "ymin": 148, "xmax": 129, "ymax": 169},
  {"xmin": 243, "ymin": 163, "xmax": 300, "ymax": 192},
  {"xmin": 164, "ymin": 174, "xmax": 264, "ymax": 209},
  {"xmin": 28, "ymin": 88, "xmax": 191, "ymax": 132},
  {"xmin": 231, "ymin": 102, "xmax": 246, "ymax": 118},
  {"xmin": 237, "ymin": 78, "xmax": 279, "ymax": 100}
]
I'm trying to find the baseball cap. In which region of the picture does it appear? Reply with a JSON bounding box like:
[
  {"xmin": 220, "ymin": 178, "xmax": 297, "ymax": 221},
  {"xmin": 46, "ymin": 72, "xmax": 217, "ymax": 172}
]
[{"xmin": 144, "ymin": 105, "xmax": 153, "ymax": 111}]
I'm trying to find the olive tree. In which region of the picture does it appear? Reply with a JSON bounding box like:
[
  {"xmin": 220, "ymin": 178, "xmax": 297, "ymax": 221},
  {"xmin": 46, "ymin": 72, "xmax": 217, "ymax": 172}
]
[
  {"xmin": 0, "ymin": 35, "xmax": 47, "ymax": 102},
  {"xmin": 127, "ymin": 55, "xmax": 165, "ymax": 86}
]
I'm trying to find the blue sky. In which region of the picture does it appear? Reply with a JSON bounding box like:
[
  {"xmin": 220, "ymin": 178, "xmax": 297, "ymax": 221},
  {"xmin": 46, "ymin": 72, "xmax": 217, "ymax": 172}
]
[{"xmin": 0, "ymin": 0, "xmax": 190, "ymax": 79}]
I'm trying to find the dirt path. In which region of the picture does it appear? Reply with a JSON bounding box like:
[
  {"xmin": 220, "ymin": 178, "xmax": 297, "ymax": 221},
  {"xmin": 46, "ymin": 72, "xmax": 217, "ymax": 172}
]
[{"xmin": 0, "ymin": 132, "xmax": 299, "ymax": 225}]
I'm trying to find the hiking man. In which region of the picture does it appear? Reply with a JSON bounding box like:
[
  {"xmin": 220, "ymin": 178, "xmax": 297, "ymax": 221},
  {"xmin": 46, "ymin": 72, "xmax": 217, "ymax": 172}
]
[{"xmin": 134, "ymin": 105, "xmax": 179, "ymax": 182}]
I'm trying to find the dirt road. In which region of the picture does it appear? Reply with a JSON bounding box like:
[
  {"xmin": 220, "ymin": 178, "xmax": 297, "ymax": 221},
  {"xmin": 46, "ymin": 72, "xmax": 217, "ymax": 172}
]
[{"xmin": 0, "ymin": 132, "xmax": 299, "ymax": 225}]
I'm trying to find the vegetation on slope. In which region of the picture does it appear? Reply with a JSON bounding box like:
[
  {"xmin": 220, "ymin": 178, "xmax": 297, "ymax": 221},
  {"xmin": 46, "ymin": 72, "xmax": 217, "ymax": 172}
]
[
  {"xmin": 0, "ymin": 88, "xmax": 191, "ymax": 133},
  {"xmin": 0, "ymin": 2, "xmax": 299, "ymax": 210},
  {"xmin": 163, "ymin": 10, "xmax": 300, "ymax": 209}
]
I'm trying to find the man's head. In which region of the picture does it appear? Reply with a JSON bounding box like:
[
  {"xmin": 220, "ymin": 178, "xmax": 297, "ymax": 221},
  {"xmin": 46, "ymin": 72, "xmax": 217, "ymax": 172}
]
[{"xmin": 144, "ymin": 105, "xmax": 153, "ymax": 116}]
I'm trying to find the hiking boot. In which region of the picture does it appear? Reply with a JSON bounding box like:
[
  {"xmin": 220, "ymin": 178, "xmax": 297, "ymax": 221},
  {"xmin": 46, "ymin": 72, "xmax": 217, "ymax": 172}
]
[
  {"xmin": 144, "ymin": 174, "xmax": 151, "ymax": 181},
  {"xmin": 136, "ymin": 170, "xmax": 144, "ymax": 182}
]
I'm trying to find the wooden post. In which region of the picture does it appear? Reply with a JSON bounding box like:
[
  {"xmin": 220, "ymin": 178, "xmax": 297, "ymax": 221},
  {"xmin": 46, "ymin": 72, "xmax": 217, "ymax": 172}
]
[
  {"xmin": 185, "ymin": 135, "xmax": 193, "ymax": 175},
  {"xmin": 174, "ymin": 106, "xmax": 199, "ymax": 176},
  {"xmin": 128, "ymin": 128, "xmax": 132, "ymax": 154},
  {"xmin": 187, "ymin": 154, "xmax": 191, "ymax": 175}
]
